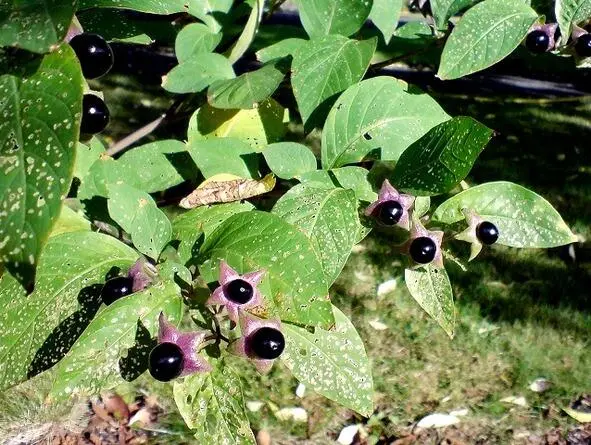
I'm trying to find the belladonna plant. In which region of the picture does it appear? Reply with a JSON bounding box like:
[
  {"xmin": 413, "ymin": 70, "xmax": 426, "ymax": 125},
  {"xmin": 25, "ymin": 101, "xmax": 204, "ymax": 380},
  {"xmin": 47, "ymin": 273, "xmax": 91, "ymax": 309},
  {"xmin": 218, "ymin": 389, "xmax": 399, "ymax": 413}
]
[
  {"xmin": 365, "ymin": 180, "xmax": 415, "ymax": 229},
  {"xmin": 206, "ymin": 260, "xmax": 266, "ymax": 324},
  {"xmin": 148, "ymin": 313, "xmax": 212, "ymax": 382},
  {"xmin": 403, "ymin": 219, "xmax": 444, "ymax": 268},
  {"xmin": 230, "ymin": 310, "xmax": 285, "ymax": 374},
  {"xmin": 525, "ymin": 23, "xmax": 559, "ymax": 53}
]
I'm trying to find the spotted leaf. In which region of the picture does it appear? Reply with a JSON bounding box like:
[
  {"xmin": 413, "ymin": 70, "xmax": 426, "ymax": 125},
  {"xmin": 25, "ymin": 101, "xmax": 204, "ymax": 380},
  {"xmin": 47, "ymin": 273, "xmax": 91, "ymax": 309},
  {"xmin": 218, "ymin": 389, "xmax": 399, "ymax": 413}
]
[{"xmin": 0, "ymin": 45, "xmax": 83, "ymax": 282}]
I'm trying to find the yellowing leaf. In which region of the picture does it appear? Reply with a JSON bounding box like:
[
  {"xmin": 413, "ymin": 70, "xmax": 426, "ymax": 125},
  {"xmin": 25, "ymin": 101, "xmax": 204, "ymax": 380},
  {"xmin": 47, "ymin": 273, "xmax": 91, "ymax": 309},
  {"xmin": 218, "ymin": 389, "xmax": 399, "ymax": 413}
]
[{"xmin": 180, "ymin": 174, "xmax": 276, "ymax": 209}]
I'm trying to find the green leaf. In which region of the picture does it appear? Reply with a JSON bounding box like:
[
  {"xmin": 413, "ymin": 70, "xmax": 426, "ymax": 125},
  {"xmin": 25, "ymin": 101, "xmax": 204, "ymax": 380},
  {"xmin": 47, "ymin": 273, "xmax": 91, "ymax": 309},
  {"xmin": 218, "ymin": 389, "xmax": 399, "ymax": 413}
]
[
  {"xmin": 256, "ymin": 38, "xmax": 307, "ymax": 63},
  {"xmin": 199, "ymin": 211, "xmax": 334, "ymax": 328},
  {"xmin": 176, "ymin": 23, "xmax": 222, "ymax": 63},
  {"xmin": 225, "ymin": 0, "xmax": 264, "ymax": 64},
  {"xmin": 369, "ymin": 0, "xmax": 403, "ymax": 43},
  {"xmin": 404, "ymin": 265, "xmax": 455, "ymax": 338},
  {"xmin": 273, "ymin": 185, "xmax": 359, "ymax": 284},
  {"xmin": 300, "ymin": 167, "xmax": 378, "ymax": 202},
  {"xmin": 187, "ymin": 0, "xmax": 233, "ymax": 32},
  {"xmin": 79, "ymin": 0, "xmax": 186, "ymax": 14},
  {"xmin": 0, "ymin": 0, "xmax": 76, "ymax": 53},
  {"xmin": 295, "ymin": 0, "xmax": 373, "ymax": 38},
  {"xmin": 174, "ymin": 360, "xmax": 256, "ymax": 444},
  {"xmin": 78, "ymin": 140, "xmax": 195, "ymax": 198},
  {"xmin": 321, "ymin": 76, "xmax": 450, "ymax": 168},
  {"xmin": 432, "ymin": 182, "xmax": 578, "ymax": 248},
  {"xmin": 555, "ymin": 0, "xmax": 591, "ymax": 37},
  {"xmin": 391, "ymin": 117, "xmax": 493, "ymax": 196},
  {"xmin": 0, "ymin": 232, "xmax": 138, "ymax": 392},
  {"xmin": 75, "ymin": 138, "xmax": 105, "ymax": 181},
  {"xmin": 172, "ymin": 202, "xmax": 255, "ymax": 265},
  {"xmin": 437, "ymin": 0, "xmax": 539, "ymax": 80},
  {"xmin": 431, "ymin": 0, "xmax": 481, "ymax": 29},
  {"xmin": 50, "ymin": 205, "xmax": 91, "ymax": 237},
  {"xmin": 163, "ymin": 53, "xmax": 235, "ymax": 94},
  {"xmin": 414, "ymin": 196, "xmax": 431, "ymax": 218},
  {"xmin": 50, "ymin": 280, "xmax": 183, "ymax": 400},
  {"xmin": 263, "ymin": 142, "xmax": 317, "ymax": 180},
  {"xmin": 282, "ymin": 306, "xmax": 374, "ymax": 416},
  {"xmin": 187, "ymin": 138, "xmax": 260, "ymax": 179},
  {"xmin": 0, "ymin": 45, "xmax": 83, "ymax": 279},
  {"xmin": 188, "ymin": 99, "xmax": 286, "ymax": 150},
  {"xmin": 107, "ymin": 183, "xmax": 172, "ymax": 260},
  {"xmin": 208, "ymin": 58, "xmax": 287, "ymax": 109},
  {"xmin": 292, "ymin": 35, "xmax": 377, "ymax": 127}
]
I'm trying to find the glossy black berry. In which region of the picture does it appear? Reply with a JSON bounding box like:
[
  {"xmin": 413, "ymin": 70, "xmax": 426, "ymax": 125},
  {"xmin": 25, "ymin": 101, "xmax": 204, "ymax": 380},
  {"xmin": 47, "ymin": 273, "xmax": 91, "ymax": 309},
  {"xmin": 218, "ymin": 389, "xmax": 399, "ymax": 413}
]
[
  {"xmin": 225, "ymin": 279, "xmax": 253, "ymax": 304},
  {"xmin": 575, "ymin": 33, "xmax": 591, "ymax": 58},
  {"xmin": 526, "ymin": 30, "xmax": 551, "ymax": 53},
  {"xmin": 69, "ymin": 33, "xmax": 114, "ymax": 79},
  {"xmin": 378, "ymin": 201, "xmax": 404, "ymax": 226},
  {"xmin": 476, "ymin": 221, "xmax": 499, "ymax": 245},
  {"xmin": 250, "ymin": 327, "xmax": 285, "ymax": 360},
  {"xmin": 101, "ymin": 276, "xmax": 133, "ymax": 305},
  {"xmin": 81, "ymin": 94, "xmax": 109, "ymax": 135},
  {"xmin": 149, "ymin": 342, "xmax": 184, "ymax": 382},
  {"xmin": 409, "ymin": 236, "xmax": 437, "ymax": 264}
]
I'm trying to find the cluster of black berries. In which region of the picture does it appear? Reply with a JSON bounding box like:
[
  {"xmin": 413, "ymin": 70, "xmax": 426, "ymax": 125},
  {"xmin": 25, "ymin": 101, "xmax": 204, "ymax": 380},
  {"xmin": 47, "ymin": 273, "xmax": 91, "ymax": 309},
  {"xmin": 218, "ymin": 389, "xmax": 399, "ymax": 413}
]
[
  {"xmin": 367, "ymin": 180, "xmax": 500, "ymax": 267},
  {"xmin": 69, "ymin": 33, "xmax": 112, "ymax": 135},
  {"xmin": 148, "ymin": 262, "xmax": 286, "ymax": 382},
  {"xmin": 524, "ymin": 23, "xmax": 591, "ymax": 58}
]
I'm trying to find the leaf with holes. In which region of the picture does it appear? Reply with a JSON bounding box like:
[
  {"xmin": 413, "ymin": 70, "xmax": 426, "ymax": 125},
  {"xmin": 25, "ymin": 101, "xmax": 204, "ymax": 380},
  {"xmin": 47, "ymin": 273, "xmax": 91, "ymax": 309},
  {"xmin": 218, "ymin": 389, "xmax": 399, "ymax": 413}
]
[
  {"xmin": 172, "ymin": 202, "xmax": 254, "ymax": 265},
  {"xmin": 432, "ymin": 182, "xmax": 578, "ymax": 248},
  {"xmin": 75, "ymin": 138, "xmax": 105, "ymax": 181},
  {"xmin": 107, "ymin": 183, "xmax": 172, "ymax": 260},
  {"xmin": 405, "ymin": 265, "xmax": 455, "ymax": 338},
  {"xmin": 300, "ymin": 167, "xmax": 378, "ymax": 202},
  {"xmin": 0, "ymin": 232, "xmax": 138, "ymax": 392},
  {"xmin": 281, "ymin": 305, "xmax": 373, "ymax": 416},
  {"xmin": 556, "ymin": 0, "xmax": 591, "ymax": 37},
  {"xmin": 176, "ymin": 23, "xmax": 222, "ymax": 63},
  {"xmin": 321, "ymin": 76, "xmax": 450, "ymax": 169},
  {"xmin": 174, "ymin": 360, "xmax": 256, "ymax": 444},
  {"xmin": 273, "ymin": 185, "xmax": 360, "ymax": 284},
  {"xmin": 50, "ymin": 280, "xmax": 183, "ymax": 400},
  {"xmin": 188, "ymin": 138, "xmax": 260, "ymax": 179},
  {"xmin": 292, "ymin": 35, "xmax": 377, "ymax": 127},
  {"xmin": 256, "ymin": 38, "xmax": 306, "ymax": 63},
  {"xmin": 391, "ymin": 117, "xmax": 493, "ymax": 196},
  {"xmin": 437, "ymin": 0, "xmax": 539, "ymax": 80},
  {"xmin": 0, "ymin": 45, "xmax": 83, "ymax": 281},
  {"xmin": 431, "ymin": 0, "xmax": 480, "ymax": 29},
  {"xmin": 0, "ymin": 0, "xmax": 77, "ymax": 53},
  {"xmin": 369, "ymin": 0, "xmax": 403, "ymax": 43},
  {"xmin": 295, "ymin": 0, "xmax": 373, "ymax": 38},
  {"xmin": 188, "ymin": 99, "xmax": 286, "ymax": 150},
  {"xmin": 78, "ymin": 0, "xmax": 187, "ymax": 14},
  {"xmin": 208, "ymin": 58, "xmax": 288, "ymax": 109},
  {"xmin": 263, "ymin": 142, "xmax": 317, "ymax": 180},
  {"xmin": 199, "ymin": 211, "xmax": 334, "ymax": 328},
  {"xmin": 163, "ymin": 53, "xmax": 235, "ymax": 94}
]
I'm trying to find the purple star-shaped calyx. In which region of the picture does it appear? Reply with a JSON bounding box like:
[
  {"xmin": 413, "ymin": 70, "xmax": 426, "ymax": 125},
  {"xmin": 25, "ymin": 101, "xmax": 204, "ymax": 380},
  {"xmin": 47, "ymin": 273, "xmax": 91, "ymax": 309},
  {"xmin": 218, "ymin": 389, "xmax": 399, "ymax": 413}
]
[
  {"xmin": 230, "ymin": 311, "xmax": 283, "ymax": 374},
  {"xmin": 403, "ymin": 218, "xmax": 444, "ymax": 268},
  {"xmin": 365, "ymin": 180, "xmax": 415, "ymax": 230},
  {"xmin": 206, "ymin": 260, "xmax": 265, "ymax": 324},
  {"xmin": 529, "ymin": 23, "xmax": 560, "ymax": 51},
  {"xmin": 128, "ymin": 258, "xmax": 158, "ymax": 292},
  {"xmin": 157, "ymin": 313, "xmax": 212, "ymax": 376},
  {"xmin": 454, "ymin": 208, "xmax": 494, "ymax": 261}
]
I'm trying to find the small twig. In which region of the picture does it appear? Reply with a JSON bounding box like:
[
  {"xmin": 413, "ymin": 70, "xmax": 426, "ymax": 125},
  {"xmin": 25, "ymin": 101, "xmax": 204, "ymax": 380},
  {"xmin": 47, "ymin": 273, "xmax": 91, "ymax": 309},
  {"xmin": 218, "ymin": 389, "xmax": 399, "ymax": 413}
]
[
  {"xmin": 264, "ymin": 0, "xmax": 288, "ymax": 21},
  {"xmin": 209, "ymin": 308, "xmax": 230, "ymax": 344},
  {"xmin": 105, "ymin": 114, "xmax": 166, "ymax": 157}
]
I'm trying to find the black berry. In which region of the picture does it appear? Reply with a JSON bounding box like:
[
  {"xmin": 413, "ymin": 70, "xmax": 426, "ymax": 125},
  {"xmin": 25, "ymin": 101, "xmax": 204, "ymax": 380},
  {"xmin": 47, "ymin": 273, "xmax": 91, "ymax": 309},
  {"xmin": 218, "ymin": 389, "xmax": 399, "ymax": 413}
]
[
  {"xmin": 250, "ymin": 327, "xmax": 285, "ymax": 360},
  {"xmin": 377, "ymin": 201, "xmax": 404, "ymax": 226},
  {"xmin": 101, "ymin": 276, "xmax": 133, "ymax": 305},
  {"xmin": 149, "ymin": 342, "xmax": 184, "ymax": 382},
  {"xmin": 476, "ymin": 221, "xmax": 499, "ymax": 245},
  {"xmin": 575, "ymin": 33, "xmax": 591, "ymax": 57},
  {"xmin": 69, "ymin": 33, "xmax": 114, "ymax": 79},
  {"xmin": 225, "ymin": 279, "xmax": 253, "ymax": 304},
  {"xmin": 81, "ymin": 94, "xmax": 109, "ymax": 135},
  {"xmin": 409, "ymin": 237, "xmax": 437, "ymax": 264},
  {"xmin": 525, "ymin": 30, "xmax": 551, "ymax": 53}
]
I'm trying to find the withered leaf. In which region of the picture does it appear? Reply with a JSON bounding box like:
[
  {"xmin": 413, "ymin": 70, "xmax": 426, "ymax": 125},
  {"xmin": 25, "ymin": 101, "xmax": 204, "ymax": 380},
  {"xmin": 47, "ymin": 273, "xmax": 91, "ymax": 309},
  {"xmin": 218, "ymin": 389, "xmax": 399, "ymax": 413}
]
[{"xmin": 179, "ymin": 174, "xmax": 276, "ymax": 209}]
